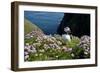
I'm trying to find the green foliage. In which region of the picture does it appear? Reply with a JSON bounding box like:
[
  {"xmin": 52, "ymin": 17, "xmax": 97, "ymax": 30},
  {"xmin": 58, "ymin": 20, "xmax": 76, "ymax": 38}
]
[
  {"xmin": 24, "ymin": 37, "xmax": 37, "ymax": 45},
  {"xmin": 25, "ymin": 34, "xmax": 89, "ymax": 61},
  {"xmin": 66, "ymin": 36, "xmax": 80, "ymax": 48},
  {"xmin": 28, "ymin": 53, "xmax": 49, "ymax": 61},
  {"xmin": 28, "ymin": 48, "xmax": 72, "ymax": 61},
  {"xmin": 71, "ymin": 46, "xmax": 84, "ymax": 59},
  {"xmin": 72, "ymin": 46, "xmax": 90, "ymax": 59}
]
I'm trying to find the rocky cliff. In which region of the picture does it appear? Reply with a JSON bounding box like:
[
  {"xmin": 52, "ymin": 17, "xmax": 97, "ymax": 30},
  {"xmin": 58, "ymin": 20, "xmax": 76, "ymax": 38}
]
[{"xmin": 57, "ymin": 13, "xmax": 90, "ymax": 37}]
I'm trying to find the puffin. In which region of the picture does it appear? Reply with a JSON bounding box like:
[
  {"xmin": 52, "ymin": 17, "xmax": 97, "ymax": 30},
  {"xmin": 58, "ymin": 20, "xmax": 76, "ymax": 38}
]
[{"xmin": 62, "ymin": 27, "xmax": 71, "ymax": 41}]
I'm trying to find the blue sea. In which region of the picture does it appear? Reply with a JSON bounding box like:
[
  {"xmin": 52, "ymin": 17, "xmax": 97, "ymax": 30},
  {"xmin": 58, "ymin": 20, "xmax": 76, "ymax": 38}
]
[{"xmin": 24, "ymin": 11, "xmax": 64, "ymax": 35}]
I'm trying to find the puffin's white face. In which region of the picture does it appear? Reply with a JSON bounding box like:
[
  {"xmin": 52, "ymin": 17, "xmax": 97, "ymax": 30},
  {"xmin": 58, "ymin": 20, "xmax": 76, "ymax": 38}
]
[{"xmin": 64, "ymin": 27, "xmax": 70, "ymax": 33}]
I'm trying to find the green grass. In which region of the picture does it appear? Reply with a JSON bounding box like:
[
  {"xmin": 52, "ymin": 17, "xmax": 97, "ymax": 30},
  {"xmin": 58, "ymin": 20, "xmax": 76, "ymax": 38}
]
[{"xmin": 24, "ymin": 18, "xmax": 43, "ymax": 35}]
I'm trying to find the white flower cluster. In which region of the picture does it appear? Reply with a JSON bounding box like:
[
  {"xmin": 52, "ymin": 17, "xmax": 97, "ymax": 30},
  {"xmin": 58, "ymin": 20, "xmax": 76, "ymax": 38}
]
[
  {"xmin": 25, "ymin": 31, "xmax": 44, "ymax": 39},
  {"xmin": 24, "ymin": 30, "xmax": 90, "ymax": 61},
  {"xmin": 24, "ymin": 43, "xmax": 37, "ymax": 61},
  {"xmin": 79, "ymin": 35, "xmax": 90, "ymax": 55}
]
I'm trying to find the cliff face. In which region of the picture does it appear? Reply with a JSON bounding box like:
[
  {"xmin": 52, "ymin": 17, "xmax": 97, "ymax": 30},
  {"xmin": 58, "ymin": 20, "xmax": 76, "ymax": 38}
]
[
  {"xmin": 57, "ymin": 13, "xmax": 90, "ymax": 37},
  {"xmin": 24, "ymin": 18, "xmax": 44, "ymax": 35}
]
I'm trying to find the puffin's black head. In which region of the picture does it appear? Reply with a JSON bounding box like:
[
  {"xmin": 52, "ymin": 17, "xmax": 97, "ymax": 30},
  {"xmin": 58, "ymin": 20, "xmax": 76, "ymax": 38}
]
[{"xmin": 64, "ymin": 27, "xmax": 71, "ymax": 34}]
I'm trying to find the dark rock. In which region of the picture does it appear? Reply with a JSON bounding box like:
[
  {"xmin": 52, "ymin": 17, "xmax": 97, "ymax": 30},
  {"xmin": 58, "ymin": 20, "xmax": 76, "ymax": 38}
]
[{"xmin": 57, "ymin": 13, "xmax": 90, "ymax": 37}]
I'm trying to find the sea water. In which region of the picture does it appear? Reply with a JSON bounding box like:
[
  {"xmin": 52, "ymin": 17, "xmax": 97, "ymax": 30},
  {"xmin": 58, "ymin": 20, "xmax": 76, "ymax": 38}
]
[{"xmin": 24, "ymin": 11, "xmax": 64, "ymax": 35}]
